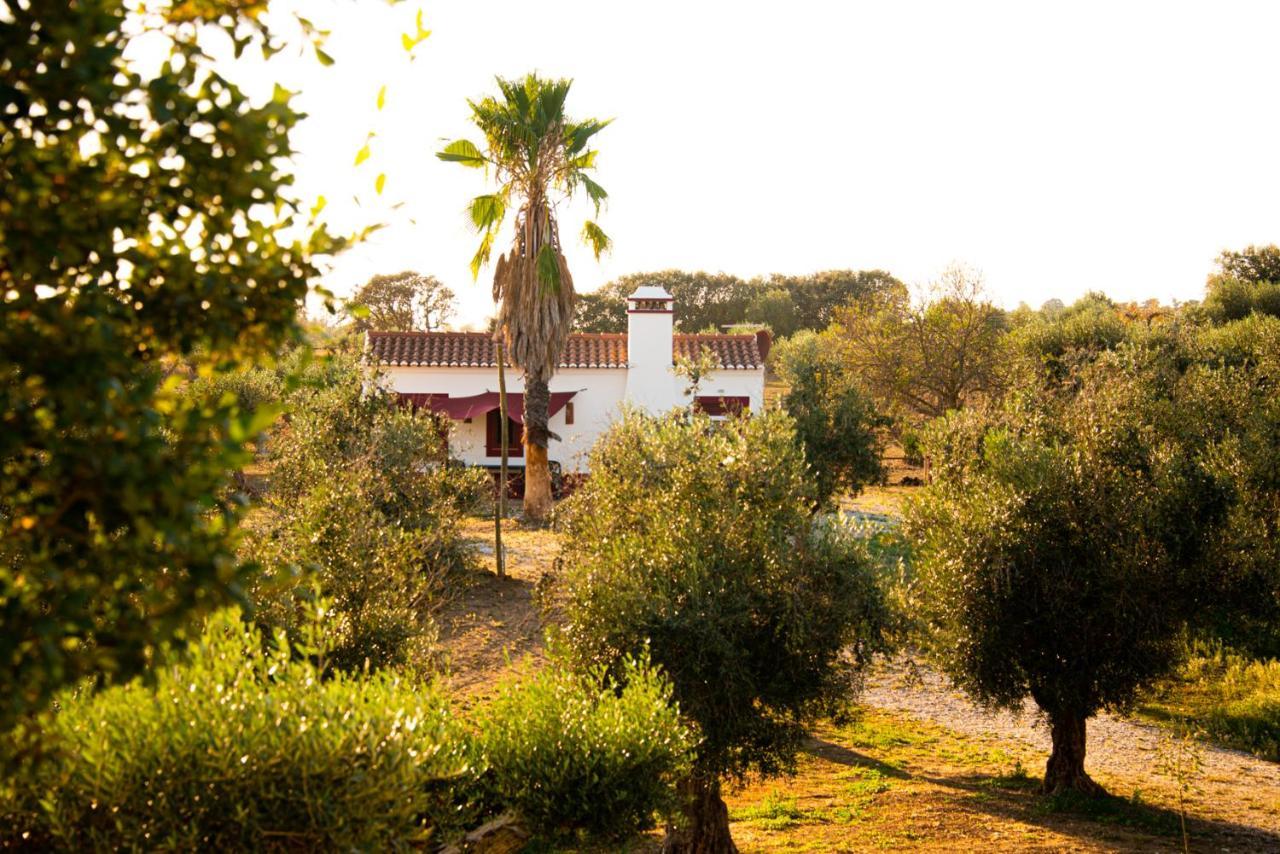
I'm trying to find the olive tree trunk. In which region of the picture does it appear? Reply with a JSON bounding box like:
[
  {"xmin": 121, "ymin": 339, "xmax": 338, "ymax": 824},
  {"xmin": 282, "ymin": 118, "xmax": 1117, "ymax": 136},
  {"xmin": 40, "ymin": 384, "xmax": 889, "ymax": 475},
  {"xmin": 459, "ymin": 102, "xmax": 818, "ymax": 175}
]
[
  {"xmin": 662, "ymin": 776, "xmax": 737, "ymax": 854},
  {"xmin": 522, "ymin": 376, "xmax": 554, "ymax": 524},
  {"xmin": 1043, "ymin": 709, "xmax": 1104, "ymax": 796}
]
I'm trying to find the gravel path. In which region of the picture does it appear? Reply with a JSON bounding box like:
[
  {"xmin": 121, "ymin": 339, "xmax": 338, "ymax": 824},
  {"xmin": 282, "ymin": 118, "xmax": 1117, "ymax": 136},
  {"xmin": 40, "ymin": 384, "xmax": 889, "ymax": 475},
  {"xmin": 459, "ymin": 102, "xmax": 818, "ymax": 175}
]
[{"xmin": 861, "ymin": 655, "xmax": 1280, "ymax": 845}]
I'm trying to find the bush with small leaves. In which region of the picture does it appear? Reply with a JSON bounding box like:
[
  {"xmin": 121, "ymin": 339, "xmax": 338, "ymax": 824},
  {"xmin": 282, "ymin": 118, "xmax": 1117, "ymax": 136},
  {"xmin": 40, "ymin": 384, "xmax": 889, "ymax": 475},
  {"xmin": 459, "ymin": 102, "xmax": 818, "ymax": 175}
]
[
  {"xmin": 0, "ymin": 610, "xmax": 473, "ymax": 850},
  {"xmin": 472, "ymin": 656, "xmax": 695, "ymax": 842}
]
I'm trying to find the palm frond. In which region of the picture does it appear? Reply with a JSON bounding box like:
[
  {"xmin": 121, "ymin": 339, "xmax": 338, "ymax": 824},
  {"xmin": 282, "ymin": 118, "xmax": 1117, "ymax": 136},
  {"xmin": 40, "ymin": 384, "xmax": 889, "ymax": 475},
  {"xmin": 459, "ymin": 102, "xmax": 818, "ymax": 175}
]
[
  {"xmin": 579, "ymin": 175, "xmax": 608, "ymax": 215},
  {"xmin": 581, "ymin": 220, "xmax": 611, "ymax": 260},
  {"xmin": 566, "ymin": 118, "xmax": 611, "ymax": 154},
  {"xmin": 567, "ymin": 150, "xmax": 597, "ymax": 171},
  {"xmin": 437, "ymin": 139, "xmax": 487, "ymax": 167},
  {"xmin": 469, "ymin": 194, "xmax": 507, "ymax": 231},
  {"xmin": 470, "ymin": 229, "xmax": 495, "ymax": 281}
]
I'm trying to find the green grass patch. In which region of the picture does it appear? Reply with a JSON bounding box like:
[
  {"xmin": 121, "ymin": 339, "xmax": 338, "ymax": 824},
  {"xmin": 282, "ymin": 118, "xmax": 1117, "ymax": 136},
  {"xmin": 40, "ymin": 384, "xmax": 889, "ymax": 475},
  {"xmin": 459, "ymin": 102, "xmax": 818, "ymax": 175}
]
[
  {"xmin": 732, "ymin": 790, "xmax": 807, "ymax": 830},
  {"xmin": 842, "ymin": 766, "xmax": 892, "ymax": 800},
  {"xmin": 842, "ymin": 714, "xmax": 934, "ymax": 752},
  {"xmin": 1139, "ymin": 643, "xmax": 1280, "ymax": 760}
]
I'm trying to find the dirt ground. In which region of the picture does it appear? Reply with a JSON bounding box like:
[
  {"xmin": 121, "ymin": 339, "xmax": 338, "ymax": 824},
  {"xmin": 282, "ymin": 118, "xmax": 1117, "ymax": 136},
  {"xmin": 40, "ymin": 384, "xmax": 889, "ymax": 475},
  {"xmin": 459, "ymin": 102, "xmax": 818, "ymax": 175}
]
[{"xmin": 439, "ymin": 513, "xmax": 1280, "ymax": 852}]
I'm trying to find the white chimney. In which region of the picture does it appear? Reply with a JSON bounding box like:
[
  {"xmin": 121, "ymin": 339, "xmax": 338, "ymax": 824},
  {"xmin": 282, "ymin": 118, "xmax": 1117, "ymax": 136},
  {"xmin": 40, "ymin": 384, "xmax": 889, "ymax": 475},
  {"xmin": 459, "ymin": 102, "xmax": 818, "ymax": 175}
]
[{"xmin": 623, "ymin": 285, "xmax": 676, "ymax": 414}]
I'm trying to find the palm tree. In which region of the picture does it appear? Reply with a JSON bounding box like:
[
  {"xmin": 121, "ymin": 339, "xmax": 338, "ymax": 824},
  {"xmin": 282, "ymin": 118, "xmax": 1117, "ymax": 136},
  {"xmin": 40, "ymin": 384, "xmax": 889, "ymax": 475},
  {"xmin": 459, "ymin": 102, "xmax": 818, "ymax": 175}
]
[{"xmin": 438, "ymin": 73, "xmax": 610, "ymax": 523}]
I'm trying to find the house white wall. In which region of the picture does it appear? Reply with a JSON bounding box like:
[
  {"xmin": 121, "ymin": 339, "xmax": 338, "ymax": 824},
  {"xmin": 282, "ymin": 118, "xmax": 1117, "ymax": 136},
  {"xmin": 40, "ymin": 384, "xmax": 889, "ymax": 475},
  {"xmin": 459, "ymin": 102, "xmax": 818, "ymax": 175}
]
[
  {"xmin": 379, "ymin": 365, "xmax": 628, "ymax": 473},
  {"xmin": 379, "ymin": 363, "xmax": 763, "ymax": 474}
]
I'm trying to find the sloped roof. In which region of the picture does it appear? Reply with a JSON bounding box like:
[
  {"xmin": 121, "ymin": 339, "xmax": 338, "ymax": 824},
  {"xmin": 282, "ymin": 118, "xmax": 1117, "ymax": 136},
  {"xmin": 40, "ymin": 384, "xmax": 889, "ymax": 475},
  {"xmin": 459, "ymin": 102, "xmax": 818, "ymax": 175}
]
[{"xmin": 367, "ymin": 330, "xmax": 767, "ymax": 370}]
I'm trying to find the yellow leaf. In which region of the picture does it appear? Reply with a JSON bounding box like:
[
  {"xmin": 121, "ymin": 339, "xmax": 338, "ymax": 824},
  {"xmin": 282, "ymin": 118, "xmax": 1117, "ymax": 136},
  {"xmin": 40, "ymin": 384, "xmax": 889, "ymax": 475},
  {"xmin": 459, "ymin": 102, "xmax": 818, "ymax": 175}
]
[
  {"xmin": 310, "ymin": 195, "xmax": 327, "ymax": 218},
  {"xmin": 376, "ymin": 85, "xmax": 387, "ymax": 111},
  {"xmin": 401, "ymin": 32, "xmax": 414, "ymax": 52},
  {"xmin": 354, "ymin": 145, "xmax": 370, "ymax": 167},
  {"xmin": 375, "ymin": 173, "xmax": 386, "ymax": 195}
]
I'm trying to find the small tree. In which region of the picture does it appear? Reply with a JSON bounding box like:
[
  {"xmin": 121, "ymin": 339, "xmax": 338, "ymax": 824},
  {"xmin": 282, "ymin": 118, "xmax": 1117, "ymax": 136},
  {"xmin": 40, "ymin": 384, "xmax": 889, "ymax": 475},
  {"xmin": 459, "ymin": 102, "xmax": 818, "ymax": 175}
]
[
  {"xmin": 771, "ymin": 330, "xmax": 885, "ymax": 508},
  {"xmin": 559, "ymin": 411, "xmax": 890, "ymax": 851},
  {"xmin": 345, "ymin": 270, "xmax": 456, "ymax": 332},
  {"xmin": 907, "ymin": 354, "xmax": 1221, "ymax": 795}
]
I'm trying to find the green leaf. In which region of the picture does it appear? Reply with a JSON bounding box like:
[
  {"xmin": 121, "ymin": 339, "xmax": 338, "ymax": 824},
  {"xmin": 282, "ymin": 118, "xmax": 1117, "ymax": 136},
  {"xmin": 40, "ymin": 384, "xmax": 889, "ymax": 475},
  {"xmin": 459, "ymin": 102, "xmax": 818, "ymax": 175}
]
[
  {"xmin": 582, "ymin": 221, "xmax": 611, "ymax": 261},
  {"xmin": 315, "ymin": 46, "xmax": 335, "ymax": 67},
  {"xmin": 469, "ymin": 194, "xmax": 506, "ymax": 231},
  {"xmin": 536, "ymin": 244, "xmax": 562, "ymax": 292},
  {"xmin": 375, "ymin": 173, "xmax": 386, "ymax": 195},
  {"xmin": 354, "ymin": 145, "xmax": 371, "ymax": 167},
  {"xmin": 436, "ymin": 139, "xmax": 486, "ymax": 167}
]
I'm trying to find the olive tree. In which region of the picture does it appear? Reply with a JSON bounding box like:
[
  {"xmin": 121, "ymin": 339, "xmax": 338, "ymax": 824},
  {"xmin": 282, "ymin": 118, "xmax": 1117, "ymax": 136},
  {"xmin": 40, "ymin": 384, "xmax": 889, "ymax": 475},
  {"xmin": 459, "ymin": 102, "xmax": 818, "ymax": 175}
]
[
  {"xmin": 771, "ymin": 329, "xmax": 885, "ymax": 508},
  {"xmin": 907, "ymin": 353, "xmax": 1222, "ymax": 795},
  {"xmin": 0, "ymin": 2, "xmax": 345, "ymax": 729},
  {"xmin": 558, "ymin": 410, "xmax": 890, "ymax": 852}
]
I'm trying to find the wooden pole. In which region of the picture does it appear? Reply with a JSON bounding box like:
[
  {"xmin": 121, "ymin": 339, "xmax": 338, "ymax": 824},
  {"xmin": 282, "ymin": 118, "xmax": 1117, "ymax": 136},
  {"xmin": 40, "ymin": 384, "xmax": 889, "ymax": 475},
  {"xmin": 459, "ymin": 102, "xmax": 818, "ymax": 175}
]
[{"xmin": 495, "ymin": 337, "xmax": 508, "ymax": 578}]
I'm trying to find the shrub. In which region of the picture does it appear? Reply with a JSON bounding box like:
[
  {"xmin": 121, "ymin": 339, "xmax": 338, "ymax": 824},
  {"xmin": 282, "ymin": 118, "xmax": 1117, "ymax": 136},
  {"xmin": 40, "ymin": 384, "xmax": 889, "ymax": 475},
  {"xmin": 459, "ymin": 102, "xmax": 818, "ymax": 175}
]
[
  {"xmin": 0, "ymin": 610, "xmax": 473, "ymax": 851},
  {"xmin": 558, "ymin": 410, "xmax": 890, "ymax": 851},
  {"xmin": 473, "ymin": 656, "xmax": 695, "ymax": 841}
]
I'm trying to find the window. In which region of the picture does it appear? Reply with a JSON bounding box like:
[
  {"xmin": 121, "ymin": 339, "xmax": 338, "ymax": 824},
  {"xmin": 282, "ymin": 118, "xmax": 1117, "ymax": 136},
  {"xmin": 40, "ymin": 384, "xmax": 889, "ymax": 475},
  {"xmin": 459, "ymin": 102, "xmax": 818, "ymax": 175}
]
[
  {"xmin": 564, "ymin": 401, "xmax": 575, "ymax": 425},
  {"xmin": 694, "ymin": 395, "xmax": 749, "ymax": 417},
  {"xmin": 485, "ymin": 409, "xmax": 523, "ymax": 457}
]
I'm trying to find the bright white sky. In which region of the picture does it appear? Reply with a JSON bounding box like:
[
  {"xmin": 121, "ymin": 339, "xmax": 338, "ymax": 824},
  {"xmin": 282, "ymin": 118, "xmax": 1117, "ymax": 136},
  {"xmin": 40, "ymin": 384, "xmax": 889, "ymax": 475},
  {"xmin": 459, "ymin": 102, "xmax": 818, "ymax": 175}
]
[{"xmin": 227, "ymin": 0, "xmax": 1280, "ymax": 328}]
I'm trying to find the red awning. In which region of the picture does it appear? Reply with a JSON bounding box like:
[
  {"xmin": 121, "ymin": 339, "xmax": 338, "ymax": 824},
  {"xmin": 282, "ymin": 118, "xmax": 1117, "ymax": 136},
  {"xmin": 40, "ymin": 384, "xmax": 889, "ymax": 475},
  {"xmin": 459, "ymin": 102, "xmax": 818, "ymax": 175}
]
[{"xmin": 396, "ymin": 391, "xmax": 576, "ymax": 423}]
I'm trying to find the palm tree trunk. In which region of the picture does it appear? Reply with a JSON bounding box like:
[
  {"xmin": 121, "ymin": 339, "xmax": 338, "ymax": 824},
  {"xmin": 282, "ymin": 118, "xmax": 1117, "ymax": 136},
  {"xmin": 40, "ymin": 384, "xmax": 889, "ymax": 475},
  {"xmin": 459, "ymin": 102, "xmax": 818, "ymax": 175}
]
[
  {"xmin": 494, "ymin": 339, "xmax": 507, "ymax": 578},
  {"xmin": 522, "ymin": 375, "xmax": 554, "ymax": 523}
]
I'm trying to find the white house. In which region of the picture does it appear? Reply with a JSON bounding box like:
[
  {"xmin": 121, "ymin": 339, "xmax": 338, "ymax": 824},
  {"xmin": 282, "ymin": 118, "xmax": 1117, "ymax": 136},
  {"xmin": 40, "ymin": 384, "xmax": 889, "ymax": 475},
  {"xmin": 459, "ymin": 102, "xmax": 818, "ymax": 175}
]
[{"xmin": 367, "ymin": 286, "xmax": 770, "ymax": 474}]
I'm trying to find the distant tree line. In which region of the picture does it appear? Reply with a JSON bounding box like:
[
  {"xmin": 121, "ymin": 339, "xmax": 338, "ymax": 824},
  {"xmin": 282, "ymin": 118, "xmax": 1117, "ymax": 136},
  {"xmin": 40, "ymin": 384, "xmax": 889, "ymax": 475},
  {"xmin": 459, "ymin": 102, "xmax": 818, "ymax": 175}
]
[{"xmin": 574, "ymin": 268, "xmax": 902, "ymax": 336}]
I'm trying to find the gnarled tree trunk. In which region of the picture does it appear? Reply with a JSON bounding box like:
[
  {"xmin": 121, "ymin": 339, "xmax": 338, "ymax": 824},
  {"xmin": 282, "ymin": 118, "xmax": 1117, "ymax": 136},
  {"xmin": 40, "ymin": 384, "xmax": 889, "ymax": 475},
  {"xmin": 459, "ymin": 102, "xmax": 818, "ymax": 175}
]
[
  {"xmin": 1043, "ymin": 708, "xmax": 1104, "ymax": 796},
  {"xmin": 663, "ymin": 775, "xmax": 737, "ymax": 854},
  {"xmin": 522, "ymin": 375, "xmax": 555, "ymax": 523}
]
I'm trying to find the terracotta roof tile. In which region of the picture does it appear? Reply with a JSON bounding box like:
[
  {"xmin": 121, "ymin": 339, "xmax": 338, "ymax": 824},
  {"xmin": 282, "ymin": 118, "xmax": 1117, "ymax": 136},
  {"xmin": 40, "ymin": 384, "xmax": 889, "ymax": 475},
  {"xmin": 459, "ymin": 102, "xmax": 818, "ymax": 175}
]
[{"xmin": 367, "ymin": 331, "xmax": 765, "ymax": 370}]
